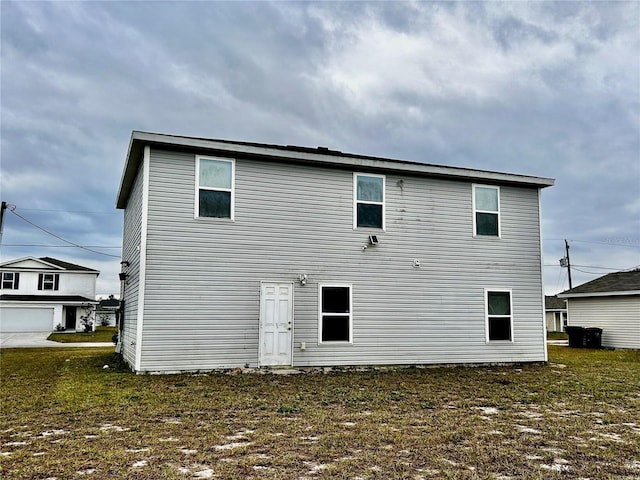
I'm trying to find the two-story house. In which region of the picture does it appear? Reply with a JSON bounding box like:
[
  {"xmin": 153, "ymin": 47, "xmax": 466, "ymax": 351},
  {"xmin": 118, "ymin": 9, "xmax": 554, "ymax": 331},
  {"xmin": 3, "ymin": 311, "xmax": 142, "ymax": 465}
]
[
  {"xmin": 116, "ymin": 131, "xmax": 554, "ymax": 373},
  {"xmin": 0, "ymin": 257, "xmax": 99, "ymax": 332}
]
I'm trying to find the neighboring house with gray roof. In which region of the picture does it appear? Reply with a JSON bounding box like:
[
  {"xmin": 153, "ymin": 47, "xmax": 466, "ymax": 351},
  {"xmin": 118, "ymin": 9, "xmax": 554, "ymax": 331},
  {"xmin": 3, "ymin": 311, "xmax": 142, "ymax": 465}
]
[
  {"xmin": 116, "ymin": 131, "xmax": 554, "ymax": 373},
  {"xmin": 558, "ymin": 270, "xmax": 640, "ymax": 349},
  {"xmin": 545, "ymin": 295, "xmax": 567, "ymax": 332},
  {"xmin": 95, "ymin": 295, "xmax": 120, "ymax": 326},
  {"xmin": 0, "ymin": 257, "xmax": 99, "ymax": 333}
]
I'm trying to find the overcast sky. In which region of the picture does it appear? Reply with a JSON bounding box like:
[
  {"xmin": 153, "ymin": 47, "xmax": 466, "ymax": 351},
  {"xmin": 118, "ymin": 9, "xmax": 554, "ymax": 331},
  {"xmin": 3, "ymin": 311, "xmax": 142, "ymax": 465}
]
[{"xmin": 1, "ymin": 1, "xmax": 639, "ymax": 297}]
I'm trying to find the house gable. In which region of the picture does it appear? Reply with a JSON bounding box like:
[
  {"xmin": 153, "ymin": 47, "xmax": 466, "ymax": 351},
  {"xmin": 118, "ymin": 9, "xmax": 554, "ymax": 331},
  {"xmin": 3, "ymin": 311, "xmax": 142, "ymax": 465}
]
[
  {"xmin": 0, "ymin": 256, "xmax": 99, "ymax": 274},
  {"xmin": 0, "ymin": 257, "xmax": 64, "ymax": 270}
]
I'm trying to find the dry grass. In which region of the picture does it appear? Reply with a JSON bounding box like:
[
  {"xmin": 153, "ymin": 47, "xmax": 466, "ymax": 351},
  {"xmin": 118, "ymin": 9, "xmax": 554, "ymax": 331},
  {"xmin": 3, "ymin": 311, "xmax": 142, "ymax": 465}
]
[{"xmin": 1, "ymin": 346, "xmax": 639, "ymax": 479}]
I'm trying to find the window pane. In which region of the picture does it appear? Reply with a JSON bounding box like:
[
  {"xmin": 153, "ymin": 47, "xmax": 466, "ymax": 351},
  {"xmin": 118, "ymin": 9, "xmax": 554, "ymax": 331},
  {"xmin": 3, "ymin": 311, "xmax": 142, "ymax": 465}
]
[
  {"xmin": 322, "ymin": 315, "xmax": 350, "ymax": 341},
  {"xmin": 475, "ymin": 187, "xmax": 498, "ymax": 211},
  {"xmin": 199, "ymin": 190, "xmax": 231, "ymax": 218},
  {"xmin": 476, "ymin": 212, "xmax": 498, "ymax": 236},
  {"xmin": 2, "ymin": 272, "xmax": 13, "ymax": 289},
  {"xmin": 322, "ymin": 287, "xmax": 350, "ymax": 313},
  {"xmin": 199, "ymin": 159, "xmax": 232, "ymax": 189},
  {"xmin": 488, "ymin": 292, "xmax": 511, "ymax": 315},
  {"xmin": 357, "ymin": 176, "xmax": 383, "ymax": 202},
  {"xmin": 357, "ymin": 203, "xmax": 382, "ymax": 228},
  {"xmin": 489, "ymin": 317, "xmax": 511, "ymax": 340}
]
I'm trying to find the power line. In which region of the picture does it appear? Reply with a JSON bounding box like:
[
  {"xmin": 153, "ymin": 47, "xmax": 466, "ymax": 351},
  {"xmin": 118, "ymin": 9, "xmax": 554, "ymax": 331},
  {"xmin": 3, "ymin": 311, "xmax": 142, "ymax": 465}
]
[
  {"xmin": 5, "ymin": 204, "xmax": 121, "ymax": 258},
  {"xmin": 18, "ymin": 207, "xmax": 120, "ymax": 215},
  {"xmin": 572, "ymin": 266, "xmax": 616, "ymax": 275},
  {"xmin": 544, "ymin": 263, "xmax": 629, "ymax": 270},
  {"xmin": 2, "ymin": 244, "xmax": 121, "ymax": 249},
  {"xmin": 544, "ymin": 238, "xmax": 640, "ymax": 248}
]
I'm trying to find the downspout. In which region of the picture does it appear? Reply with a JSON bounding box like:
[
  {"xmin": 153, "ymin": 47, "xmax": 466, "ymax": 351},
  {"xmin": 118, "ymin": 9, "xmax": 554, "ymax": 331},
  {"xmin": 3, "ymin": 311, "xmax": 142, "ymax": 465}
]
[{"xmin": 134, "ymin": 146, "xmax": 151, "ymax": 372}]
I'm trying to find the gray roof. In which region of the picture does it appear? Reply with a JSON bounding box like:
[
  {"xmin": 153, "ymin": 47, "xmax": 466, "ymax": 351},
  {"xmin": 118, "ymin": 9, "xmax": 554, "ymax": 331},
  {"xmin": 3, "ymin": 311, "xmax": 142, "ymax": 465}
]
[
  {"xmin": 558, "ymin": 270, "xmax": 640, "ymax": 298},
  {"xmin": 545, "ymin": 295, "xmax": 567, "ymax": 310},
  {"xmin": 0, "ymin": 256, "xmax": 99, "ymax": 273},
  {"xmin": 39, "ymin": 257, "xmax": 99, "ymax": 272},
  {"xmin": 117, "ymin": 131, "xmax": 555, "ymax": 209}
]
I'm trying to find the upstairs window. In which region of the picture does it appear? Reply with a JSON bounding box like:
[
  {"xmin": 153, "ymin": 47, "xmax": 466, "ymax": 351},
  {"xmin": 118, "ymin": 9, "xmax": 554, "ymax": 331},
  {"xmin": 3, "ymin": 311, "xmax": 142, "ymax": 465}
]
[
  {"xmin": 354, "ymin": 173, "xmax": 385, "ymax": 229},
  {"xmin": 474, "ymin": 185, "xmax": 500, "ymax": 237},
  {"xmin": 319, "ymin": 285, "xmax": 352, "ymax": 343},
  {"xmin": 2, "ymin": 272, "xmax": 19, "ymax": 289},
  {"xmin": 196, "ymin": 156, "xmax": 235, "ymax": 219},
  {"xmin": 486, "ymin": 290, "xmax": 512, "ymax": 341},
  {"xmin": 38, "ymin": 273, "xmax": 59, "ymax": 291}
]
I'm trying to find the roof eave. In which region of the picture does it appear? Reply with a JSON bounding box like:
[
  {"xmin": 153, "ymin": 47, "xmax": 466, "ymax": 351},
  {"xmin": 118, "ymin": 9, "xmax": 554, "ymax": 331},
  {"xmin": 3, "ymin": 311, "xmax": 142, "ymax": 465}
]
[
  {"xmin": 116, "ymin": 131, "xmax": 556, "ymax": 209},
  {"xmin": 558, "ymin": 290, "xmax": 640, "ymax": 299}
]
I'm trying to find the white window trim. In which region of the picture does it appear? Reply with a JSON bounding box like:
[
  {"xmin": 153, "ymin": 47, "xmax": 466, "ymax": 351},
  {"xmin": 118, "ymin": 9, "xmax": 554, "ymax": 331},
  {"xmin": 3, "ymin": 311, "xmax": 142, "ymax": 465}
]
[
  {"xmin": 2, "ymin": 272, "xmax": 17, "ymax": 289},
  {"xmin": 318, "ymin": 284, "xmax": 353, "ymax": 345},
  {"xmin": 39, "ymin": 273, "xmax": 59, "ymax": 291},
  {"xmin": 353, "ymin": 172, "xmax": 386, "ymax": 230},
  {"xmin": 484, "ymin": 288, "xmax": 514, "ymax": 343},
  {"xmin": 195, "ymin": 156, "xmax": 235, "ymax": 220},
  {"xmin": 473, "ymin": 184, "xmax": 501, "ymax": 238}
]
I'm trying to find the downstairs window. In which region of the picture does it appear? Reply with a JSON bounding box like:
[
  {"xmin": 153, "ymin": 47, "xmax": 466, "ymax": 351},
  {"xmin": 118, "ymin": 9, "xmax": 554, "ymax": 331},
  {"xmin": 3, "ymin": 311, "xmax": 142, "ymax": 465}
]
[
  {"xmin": 319, "ymin": 285, "xmax": 352, "ymax": 343},
  {"xmin": 486, "ymin": 290, "xmax": 512, "ymax": 341}
]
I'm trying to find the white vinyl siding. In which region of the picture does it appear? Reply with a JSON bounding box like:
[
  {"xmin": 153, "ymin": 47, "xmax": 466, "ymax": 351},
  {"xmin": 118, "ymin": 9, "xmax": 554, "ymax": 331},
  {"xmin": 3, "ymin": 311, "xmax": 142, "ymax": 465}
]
[
  {"xmin": 566, "ymin": 296, "xmax": 639, "ymax": 349},
  {"xmin": 124, "ymin": 147, "xmax": 546, "ymax": 372},
  {"xmin": 119, "ymin": 159, "xmax": 146, "ymax": 368}
]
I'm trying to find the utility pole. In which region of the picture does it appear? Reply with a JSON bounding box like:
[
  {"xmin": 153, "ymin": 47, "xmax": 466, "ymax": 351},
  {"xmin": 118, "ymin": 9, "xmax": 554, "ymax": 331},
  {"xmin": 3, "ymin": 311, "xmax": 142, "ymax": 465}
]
[{"xmin": 564, "ymin": 239, "xmax": 573, "ymax": 290}]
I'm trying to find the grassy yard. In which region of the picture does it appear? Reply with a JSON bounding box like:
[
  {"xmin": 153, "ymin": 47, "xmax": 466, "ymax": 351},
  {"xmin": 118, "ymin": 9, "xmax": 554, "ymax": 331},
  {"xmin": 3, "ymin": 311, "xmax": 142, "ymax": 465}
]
[
  {"xmin": 47, "ymin": 326, "xmax": 117, "ymax": 343},
  {"xmin": 546, "ymin": 331, "xmax": 568, "ymax": 340},
  {"xmin": 1, "ymin": 347, "xmax": 639, "ymax": 479}
]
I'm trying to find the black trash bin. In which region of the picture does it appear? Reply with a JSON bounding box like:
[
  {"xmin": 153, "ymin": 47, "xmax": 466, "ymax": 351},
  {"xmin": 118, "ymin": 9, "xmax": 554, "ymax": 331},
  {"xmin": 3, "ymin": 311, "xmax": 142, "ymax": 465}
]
[
  {"xmin": 585, "ymin": 327, "xmax": 603, "ymax": 349},
  {"xmin": 565, "ymin": 326, "xmax": 585, "ymax": 348}
]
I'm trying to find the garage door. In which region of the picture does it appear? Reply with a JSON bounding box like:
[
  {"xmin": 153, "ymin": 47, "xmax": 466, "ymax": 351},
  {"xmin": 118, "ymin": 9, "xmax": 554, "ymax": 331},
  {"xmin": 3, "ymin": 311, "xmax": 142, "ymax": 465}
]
[{"xmin": 1, "ymin": 307, "xmax": 54, "ymax": 332}]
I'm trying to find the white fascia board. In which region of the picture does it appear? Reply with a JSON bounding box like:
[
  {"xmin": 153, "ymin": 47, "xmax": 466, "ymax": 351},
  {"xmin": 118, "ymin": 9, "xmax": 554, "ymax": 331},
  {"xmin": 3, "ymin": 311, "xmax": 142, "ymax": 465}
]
[{"xmin": 558, "ymin": 291, "xmax": 640, "ymax": 299}]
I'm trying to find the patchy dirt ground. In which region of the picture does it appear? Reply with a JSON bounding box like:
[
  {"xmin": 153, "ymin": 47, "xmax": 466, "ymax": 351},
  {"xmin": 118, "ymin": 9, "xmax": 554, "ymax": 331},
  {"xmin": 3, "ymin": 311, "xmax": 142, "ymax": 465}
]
[{"xmin": 1, "ymin": 346, "xmax": 639, "ymax": 479}]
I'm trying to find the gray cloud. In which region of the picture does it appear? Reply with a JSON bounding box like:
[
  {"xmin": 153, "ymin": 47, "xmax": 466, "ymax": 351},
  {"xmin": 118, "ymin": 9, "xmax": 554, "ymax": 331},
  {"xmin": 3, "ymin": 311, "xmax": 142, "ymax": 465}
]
[{"xmin": 1, "ymin": 0, "xmax": 638, "ymax": 295}]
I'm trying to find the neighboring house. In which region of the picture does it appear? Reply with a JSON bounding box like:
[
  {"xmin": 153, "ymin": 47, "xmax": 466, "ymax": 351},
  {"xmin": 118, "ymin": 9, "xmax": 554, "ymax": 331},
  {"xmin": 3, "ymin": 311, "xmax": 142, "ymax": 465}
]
[
  {"xmin": 0, "ymin": 257, "xmax": 99, "ymax": 332},
  {"xmin": 558, "ymin": 270, "xmax": 640, "ymax": 350},
  {"xmin": 115, "ymin": 131, "xmax": 555, "ymax": 373},
  {"xmin": 95, "ymin": 295, "xmax": 120, "ymax": 327},
  {"xmin": 545, "ymin": 295, "xmax": 567, "ymax": 332}
]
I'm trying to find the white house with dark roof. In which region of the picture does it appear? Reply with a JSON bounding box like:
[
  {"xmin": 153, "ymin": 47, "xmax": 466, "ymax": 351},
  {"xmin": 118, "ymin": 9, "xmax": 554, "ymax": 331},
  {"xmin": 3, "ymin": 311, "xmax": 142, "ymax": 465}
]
[
  {"xmin": 116, "ymin": 131, "xmax": 554, "ymax": 373},
  {"xmin": 558, "ymin": 270, "xmax": 640, "ymax": 349},
  {"xmin": 0, "ymin": 257, "xmax": 99, "ymax": 332},
  {"xmin": 545, "ymin": 295, "xmax": 567, "ymax": 332}
]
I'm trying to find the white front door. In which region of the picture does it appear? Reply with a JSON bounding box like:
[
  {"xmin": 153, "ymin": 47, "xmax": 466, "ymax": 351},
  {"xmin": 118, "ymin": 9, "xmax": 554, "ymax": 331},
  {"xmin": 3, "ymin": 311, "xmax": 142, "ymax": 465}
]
[{"xmin": 259, "ymin": 283, "xmax": 293, "ymax": 366}]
